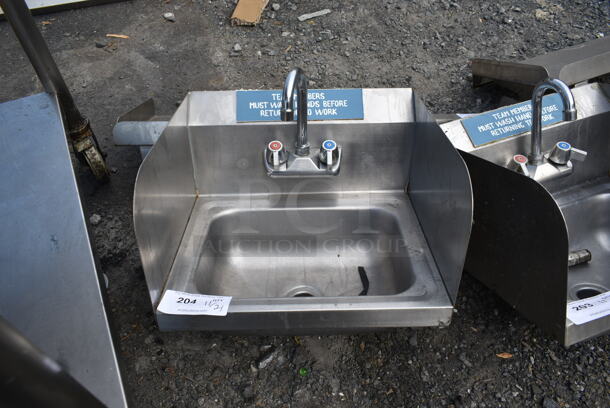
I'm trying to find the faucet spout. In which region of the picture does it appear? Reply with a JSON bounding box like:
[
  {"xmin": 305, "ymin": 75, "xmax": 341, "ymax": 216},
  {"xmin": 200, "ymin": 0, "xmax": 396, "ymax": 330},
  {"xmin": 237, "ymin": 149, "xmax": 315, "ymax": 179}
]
[
  {"xmin": 281, "ymin": 68, "xmax": 309, "ymax": 156},
  {"xmin": 530, "ymin": 78, "xmax": 577, "ymax": 164}
]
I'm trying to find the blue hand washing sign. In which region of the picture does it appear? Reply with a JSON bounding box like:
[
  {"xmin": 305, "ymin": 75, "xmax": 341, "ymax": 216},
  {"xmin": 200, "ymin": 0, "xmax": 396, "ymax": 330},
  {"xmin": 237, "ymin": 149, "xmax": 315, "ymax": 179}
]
[
  {"xmin": 236, "ymin": 89, "xmax": 364, "ymax": 122},
  {"xmin": 461, "ymin": 93, "xmax": 565, "ymax": 147}
]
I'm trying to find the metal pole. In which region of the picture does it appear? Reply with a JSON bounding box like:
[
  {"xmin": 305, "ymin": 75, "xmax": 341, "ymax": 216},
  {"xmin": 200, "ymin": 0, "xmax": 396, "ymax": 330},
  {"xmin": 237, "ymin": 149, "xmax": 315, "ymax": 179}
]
[
  {"xmin": 0, "ymin": 0, "xmax": 109, "ymax": 180},
  {"xmin": 0, "ymin": 316, "xmax": 107, "ymax": 408}
]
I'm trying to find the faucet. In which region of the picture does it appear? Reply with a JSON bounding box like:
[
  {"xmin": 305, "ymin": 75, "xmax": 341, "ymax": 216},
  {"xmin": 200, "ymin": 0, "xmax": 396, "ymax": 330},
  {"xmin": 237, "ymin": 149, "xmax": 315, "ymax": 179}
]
[
  {"xmin": 509, "ymin": 78, "xmax": 586, "ymax": 182},
  {"xmin": 529, "ymin": 78, "xmax": 577, "ymax": 165},
  {"xmin": 281, "ymin": 68, "xmax": 310, "ymax": 156},
  {"xmin": 264, "ymin": 68, "xmax": 342, "ymax": 177}
]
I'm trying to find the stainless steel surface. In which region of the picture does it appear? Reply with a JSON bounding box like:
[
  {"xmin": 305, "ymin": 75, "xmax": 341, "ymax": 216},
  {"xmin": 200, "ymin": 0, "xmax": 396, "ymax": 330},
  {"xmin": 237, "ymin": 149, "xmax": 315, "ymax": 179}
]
[
  {"xmin": 0, "ymin": 0, "xmax": 109, "ymax": 179},
  {"xmin": 133, "ymin": 88, "xmax": 473, "ymax": 332},
  {"xmin": 0, "ymin": 0, "xmax": 125, "ymax": 16},
  {"xmin": 0, "ymin": 316, "xmax": 105, "ymax": 408},
  {"xmin": 530, "ymin": 79, "xmax": 577, "ymax": 164},
  {"xmin": 133, "ymin": 101, "xmax": 196, "ymax": 306},
  {"xmin": 554, "ymin": 179, "xmax": 610, "ymax": 301},
  {"xmin": 442, "ymin": 82, "xmax": 610, "ymax": 345},
  {"xmin": 472, "ymin": 37, "xmax": 610, "ymax": 97},
  {"xmin": 281, "ymin": 68, "xmax": 309, "ymax": 156},
  {"xmin": 460, "ymin": 151, "xmax": 570, "ymax": 343},
  {"xmin": 556, "ymin": 178, "xmax": 610, "ymax": 345},
  {"xmin": 0, "ymin": 93, "xmax": 128, "ymax": 407}
]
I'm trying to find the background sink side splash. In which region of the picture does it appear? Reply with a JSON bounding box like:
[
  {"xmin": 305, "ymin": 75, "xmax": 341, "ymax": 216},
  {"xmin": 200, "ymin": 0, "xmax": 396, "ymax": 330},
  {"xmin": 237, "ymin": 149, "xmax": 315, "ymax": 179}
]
[
  {"xmin": 461, "ymin": 93, "xmax": 564, "ymax": 147},
  {"xmin": 236, "ymin": 89, "xmax": 364, "ymax": 122}
]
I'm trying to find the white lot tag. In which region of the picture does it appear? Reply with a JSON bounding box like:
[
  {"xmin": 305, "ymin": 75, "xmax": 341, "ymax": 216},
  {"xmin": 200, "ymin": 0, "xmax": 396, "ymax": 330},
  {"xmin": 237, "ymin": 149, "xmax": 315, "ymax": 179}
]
[
  {"xmin": 157, "ymin": 290, "xmax": 231, "ymax": 316},
  {"xmin": 567, "ymin": 291, "xmax": 610, "ymax": 325}
]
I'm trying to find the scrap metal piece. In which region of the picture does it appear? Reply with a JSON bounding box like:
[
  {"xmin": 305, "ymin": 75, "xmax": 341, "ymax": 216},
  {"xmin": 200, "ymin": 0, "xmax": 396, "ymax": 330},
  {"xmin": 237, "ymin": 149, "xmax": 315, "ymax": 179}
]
[
  {"xmin": 0, "ymin": 93, "xmax": 128, "ymax": 407},
  {"xmin": 472, "ymin": 37, "xmax": 610, "ymax": 97},
  {"xmin": 113, "ymin": 99, "xmax": 170, "ymax": 159},
  {"xmin": 0, "ymin": 0, "xmax": 109, "ymax": 180}
]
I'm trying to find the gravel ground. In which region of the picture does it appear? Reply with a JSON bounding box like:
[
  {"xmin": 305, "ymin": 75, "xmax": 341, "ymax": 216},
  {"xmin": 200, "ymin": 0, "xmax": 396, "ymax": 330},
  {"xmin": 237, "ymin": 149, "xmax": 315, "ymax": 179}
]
[{"xmin": 1, "ymin": 1, "xmax": 609, "ymax": 407}]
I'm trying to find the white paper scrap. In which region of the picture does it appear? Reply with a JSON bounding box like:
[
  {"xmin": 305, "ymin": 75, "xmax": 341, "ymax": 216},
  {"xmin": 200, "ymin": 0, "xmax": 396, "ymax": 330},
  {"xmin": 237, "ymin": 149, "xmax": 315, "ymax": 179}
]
[
  {"xmin": 157, "ymin": 290, "xmax": 232, "ymax": 316},
  {"xmin": 566, "ymin": 291, "xmax": 610, "ymax": 325}
]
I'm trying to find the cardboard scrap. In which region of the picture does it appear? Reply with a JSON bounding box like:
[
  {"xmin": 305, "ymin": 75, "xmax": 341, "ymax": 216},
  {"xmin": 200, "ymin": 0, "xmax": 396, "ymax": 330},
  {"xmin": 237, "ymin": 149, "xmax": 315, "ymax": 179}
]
[{"xmin": 231, "ymin": 0, "xmax": 269, "ymax": 26}]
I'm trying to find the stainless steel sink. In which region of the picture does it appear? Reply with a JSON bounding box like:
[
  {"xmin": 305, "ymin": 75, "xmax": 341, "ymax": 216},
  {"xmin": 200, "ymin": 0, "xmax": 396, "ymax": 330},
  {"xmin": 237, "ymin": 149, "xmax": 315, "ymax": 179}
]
[
  {"xmin": 442, "ymin": 82, "xmax": 610, "ymax": 345},
  {"xmin": 133, "ymin": 88, "xmax": 472, "ymax": 333}
]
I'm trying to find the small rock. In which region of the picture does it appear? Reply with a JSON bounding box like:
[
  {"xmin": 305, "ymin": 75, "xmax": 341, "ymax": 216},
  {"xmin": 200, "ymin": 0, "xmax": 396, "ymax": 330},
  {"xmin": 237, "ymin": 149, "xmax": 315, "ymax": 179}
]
[
  {"xmin": 281, "ymin": 31, "xmax": 291, "ymax": 37},
  {"xmin": 89, "ymin": 213, "xmax": 102, "ymax": 226},
  {"xmin": 94, "ymin": 41, "xmax": 107, "ymax": 48},
  {"xmin": 162, "ymin": 12, "xmax": 176, "ymax": 22},
  {"xmin": 256, "ymin": 50, "xmax": 262, "ymax": 58},
  {"xmin": 330, "ymin": 378, "xmax": 340, "ymax": 395},
  {"xmin": 135, "ymin": 356, "xmax": 151, "ymax": 374},
  {"xmin": 542, "ymin": 397, "xmax": 560, "ymax": 408},
  {"xmin": 535, "ymin": 9, "xmax": 549, "ymax": 21},
  {"xmin": 267, "ymin": 49, "xmax": 278, "ymax": 56},
  {"xmin": 271, "ymin": 3, "xmax": 280, "ymax": 11},
  {"xmin": 256, "ymin": 347, "xmax": 278, "ymax": 369},
  {"xmin": 233, "ymin": 43, "xmax": 242, "ymax": 52},
  {"xmin": 297, "ymin": 9, "xmax": 331, "ymax": 22},
  {"xmin": 459, "ymin": 353, "xmax": 473, "ymax": 368},
  {"xmin": 242, "ymin": 385, "xmax": 255, "ymax": 401}
]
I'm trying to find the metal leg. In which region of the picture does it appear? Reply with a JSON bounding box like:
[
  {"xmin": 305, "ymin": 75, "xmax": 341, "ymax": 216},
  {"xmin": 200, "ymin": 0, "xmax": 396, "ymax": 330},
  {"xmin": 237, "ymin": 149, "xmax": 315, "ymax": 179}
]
[{"xmin": 0, "ymin": 0, "xmax": 109, "ymax": 180}]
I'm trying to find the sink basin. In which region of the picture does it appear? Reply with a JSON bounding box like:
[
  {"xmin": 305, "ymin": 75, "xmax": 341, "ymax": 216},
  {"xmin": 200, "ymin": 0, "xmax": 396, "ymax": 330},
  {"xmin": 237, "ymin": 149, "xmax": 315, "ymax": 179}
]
[
  {"xmin": 441, "ymin": 82, "xmax": 610, "ymax": 345},
  {"xmin": 555, "ymin": 179, "xmax": 610, "ymax": 302},
  {"xmin": 192, "ymin": 201, "xmax": 420, "ymax": 298},
  {"xmin": 133, "ymin": 88, "xmax": 472, "ymax": 333}
]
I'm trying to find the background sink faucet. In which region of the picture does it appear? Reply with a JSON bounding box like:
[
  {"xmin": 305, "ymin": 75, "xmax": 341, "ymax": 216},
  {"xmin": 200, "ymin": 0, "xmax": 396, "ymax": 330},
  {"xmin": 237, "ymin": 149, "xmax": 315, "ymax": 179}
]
[
  {"xmin": 529, "ymin": 78, "xmax": 577, "ymax": 165},
  {"xmin": 509, "ymin": 78, "xmax": 586, "ymax": 182},
  {"xmin": 281, "ymin": 68, "xmax": 310, "ymax": 156}
]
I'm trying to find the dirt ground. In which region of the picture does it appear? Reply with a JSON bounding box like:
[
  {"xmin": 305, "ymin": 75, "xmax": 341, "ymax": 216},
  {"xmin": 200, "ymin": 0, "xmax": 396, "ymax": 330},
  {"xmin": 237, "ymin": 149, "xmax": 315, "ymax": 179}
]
[{"xmin": 1, "ymin": 1, "xmax": 609, "ymax": 407}]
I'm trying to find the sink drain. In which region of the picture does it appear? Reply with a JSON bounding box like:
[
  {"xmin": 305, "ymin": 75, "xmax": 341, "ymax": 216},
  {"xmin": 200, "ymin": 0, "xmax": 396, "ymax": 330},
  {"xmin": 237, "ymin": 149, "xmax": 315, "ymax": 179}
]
[
  {"xmin": 292, "ymin": 291, "xmax": 314, "ymax": 297},
  {"xmin": 284, "ymin": 285, "xmax": 321, "ymax": 298},
  {"xmin": 576, "ymin": 288, "xmax": 602, "ymax": 300},
  {"xmin": 570, "ymin": 283, "xmax": 608, "ymax": 301}
]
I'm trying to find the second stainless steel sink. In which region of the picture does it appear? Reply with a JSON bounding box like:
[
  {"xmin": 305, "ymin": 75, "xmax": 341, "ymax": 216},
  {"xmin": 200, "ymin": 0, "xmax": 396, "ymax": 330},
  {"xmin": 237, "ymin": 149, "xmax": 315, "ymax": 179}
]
[
  {"xmin": 442, "ymin": 82, "xmax": 610, "ymax": 345},
  {"xmin": 133, "ymin": 88, "xmax": 472, "ymax": 333}
]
